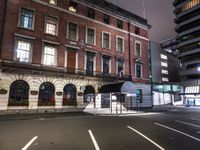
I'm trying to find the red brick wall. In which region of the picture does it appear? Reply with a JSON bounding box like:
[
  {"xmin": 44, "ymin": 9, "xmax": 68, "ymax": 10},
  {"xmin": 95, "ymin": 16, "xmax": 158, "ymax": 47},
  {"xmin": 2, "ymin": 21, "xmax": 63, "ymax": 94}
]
[{"xmin": 1, "ymin": 0, "xmax": 150, "ymax": 83}]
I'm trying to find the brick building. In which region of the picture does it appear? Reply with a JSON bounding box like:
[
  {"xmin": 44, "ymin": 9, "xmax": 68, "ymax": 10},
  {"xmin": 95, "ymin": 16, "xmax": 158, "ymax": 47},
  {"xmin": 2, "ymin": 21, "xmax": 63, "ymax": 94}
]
[{"xmin": 0, "ymin": 0, "xmax": 151, "ymax": 113}]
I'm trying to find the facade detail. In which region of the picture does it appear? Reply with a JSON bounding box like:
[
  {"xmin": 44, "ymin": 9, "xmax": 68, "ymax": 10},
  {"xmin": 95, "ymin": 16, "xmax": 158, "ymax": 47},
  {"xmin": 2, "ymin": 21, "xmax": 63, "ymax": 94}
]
[{"xmin": 0, "ymin": 0, "xmax": 151, "ymax": 113}]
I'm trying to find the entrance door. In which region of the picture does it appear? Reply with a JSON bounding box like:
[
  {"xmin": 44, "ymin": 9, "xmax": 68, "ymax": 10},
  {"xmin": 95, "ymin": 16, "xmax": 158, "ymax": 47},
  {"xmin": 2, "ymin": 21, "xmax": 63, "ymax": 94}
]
[{"xmin": 67, "ymin": 50, "xmax": 76, "ymax": 73}]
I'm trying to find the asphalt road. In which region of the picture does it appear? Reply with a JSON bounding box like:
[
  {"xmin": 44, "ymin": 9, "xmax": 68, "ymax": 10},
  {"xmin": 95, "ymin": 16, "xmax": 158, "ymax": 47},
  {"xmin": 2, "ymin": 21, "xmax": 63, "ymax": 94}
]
[{"xmin": 1, "ymin": 111, "xmax": 200, "ymax": 150}]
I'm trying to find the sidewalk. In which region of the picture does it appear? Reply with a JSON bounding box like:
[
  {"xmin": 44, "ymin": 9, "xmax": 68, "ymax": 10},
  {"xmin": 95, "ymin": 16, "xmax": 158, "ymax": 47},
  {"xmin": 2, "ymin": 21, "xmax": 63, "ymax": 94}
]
[{"xmin": 149, "ymin": 105, "xmax": 200, "ymax": 112}]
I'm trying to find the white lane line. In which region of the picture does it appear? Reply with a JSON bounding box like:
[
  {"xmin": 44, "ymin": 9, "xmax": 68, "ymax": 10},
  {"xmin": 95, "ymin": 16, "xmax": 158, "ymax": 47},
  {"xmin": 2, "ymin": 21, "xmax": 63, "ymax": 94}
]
[
  {"xmin": 88, "ymin": 130, "xmax": 100, "ymax": 150},
  {"xmin": 127, "ymin": 126, "xmax": 165, "ymax": 150},
  {"xmin": 176, "ymin": 120, "xmax": 200, "ymax": 128},
  {"xmin": 154, "ymin": 122, "xmax": 200, "ymax": 142},
  {"xmin": 190, "ymin": 118, "xmax": 200, "ymax": 122},
  {"xmin": 21, "ymin": 136, "xmax": 38, "ymax": 150}
]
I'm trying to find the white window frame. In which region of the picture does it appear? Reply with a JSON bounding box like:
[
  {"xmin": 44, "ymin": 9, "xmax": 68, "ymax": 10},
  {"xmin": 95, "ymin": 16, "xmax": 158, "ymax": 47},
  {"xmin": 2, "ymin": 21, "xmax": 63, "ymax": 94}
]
[
  {"xmin": 102, "ymin": 31, "xmax": 111, "ymax": 49},
  {"xmin": 14, "ymin": 38, "xmax": 33, "ymax": 63},
  {"xmin": 135, "ymin": 40, "xmax": 142, "ymax": 57},
  {"xmin": 86, "ymin": 27, "xmax": 96, "ymax": 45},
  {"xmin": 67, "ymin": 21, "xmax": 79, "ymax": 41},
  {"xmin": 44, "ymin": 15, "xmax": 59, "ymax": 36},
  {"xmin": 18, "ymin": 7, "xmax": 35, "ymax": 30},
  {"xmin": 116, "ymin": 36, "xmax": 124, "ymax": 52},
  {"xmin": 135, "ymin": 63, "xmax": 143, "ymax": 78},
  {"xmin": 116, "ymin": 60, "xmax": 125, "ymax": 75},
  {"xmin": 42, "ymin": 44, "xmax": 57, "ymax": 66},
  {"xmin": 101, "ymin": 56, "xmax": 111, "ymax": 74}
]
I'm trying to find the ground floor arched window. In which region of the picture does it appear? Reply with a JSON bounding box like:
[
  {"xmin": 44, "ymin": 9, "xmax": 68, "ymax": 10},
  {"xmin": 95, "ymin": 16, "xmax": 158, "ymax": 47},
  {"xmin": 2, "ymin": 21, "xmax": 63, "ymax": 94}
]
[
  {"xmin": 63, "ymin": 84, "xmax": 77, "ymax": 106},
  {"xmin": 8, "ymin": 80, "xmax": 29, "ymax": 106},
  {"xmin": 38, "ymin": 82, "xmax": 55, "ymax": 106},
  {"xmin": 84, "ymin": 85, "xmax": 95, "ymax": 103}
]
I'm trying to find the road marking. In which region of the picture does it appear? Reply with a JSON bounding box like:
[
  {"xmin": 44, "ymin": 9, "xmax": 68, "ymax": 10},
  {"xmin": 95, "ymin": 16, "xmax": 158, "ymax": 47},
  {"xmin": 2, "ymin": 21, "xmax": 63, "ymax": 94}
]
[
  {"xmin": 127, "ymin": 125, "xmax": 165, "ymax": 150},
  {"xmin": 176, "ymin": 120, "xmax": 200, "ymax": 128},
  {"xmin": 190, "ymin": 118, "xmax": 200, "ymax": 122},
  {"xmin": 21, "ymin": 136, "xmax": 38, "ymax": 150},
  {"xmin": 154, "ymin": 122, "xmax": 200, "ymax": 142},
  {"xmin": 88, "ymin": 130, "xmax": 100, "ymax": 150}
]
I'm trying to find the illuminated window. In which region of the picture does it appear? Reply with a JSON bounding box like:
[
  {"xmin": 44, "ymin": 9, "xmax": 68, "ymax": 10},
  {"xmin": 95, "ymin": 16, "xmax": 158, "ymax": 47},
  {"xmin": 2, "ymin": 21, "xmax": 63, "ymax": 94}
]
[
  {"xmin": 161, "ymin": 62, "xmax": 168, "ymax": 67},
  {"xmin": 162, "ymin": 77, "xmax": 169, "ymax": 82},
  {"xmin": 102, "ymin": 32, "xmax": 111, "ymax": 49},
  {"xmin": 161, "ymin": 54, "xmax": 167, "ymax": 60},
  {"xmin": 15, "ymin": 40, "xmax": 32, "ymax": 62},
  {"xmin": 69, "ymin": 1, "xmax": 78, "ymax": 13},
  {"xmin": 86, "ymin": 27, "xmax": 95, "ymax": 45},
  {"xmin": 43, "ymin": 45, "xmax": 56, "ymax": 66},
  {"xmin": 49, "ymin": 0, "xmax": 57, "ymax": 5},
  {"xmin": 45, "ymin": 16, "xmax": 58, "ymax": 35},
  {"xmin": 161, "ymin": 69, "xmax": 168, "ymax": 75},
  {"xmin": 67, "ymin": 22, "xmax": 78, "ymax": 41},
  {"xmin": 116, "ymin": 36, "xmax": 124, "ymax": 52},
  {"xmin": 19, "ymin": 8, "xmax": 34, "ymax": 30}
]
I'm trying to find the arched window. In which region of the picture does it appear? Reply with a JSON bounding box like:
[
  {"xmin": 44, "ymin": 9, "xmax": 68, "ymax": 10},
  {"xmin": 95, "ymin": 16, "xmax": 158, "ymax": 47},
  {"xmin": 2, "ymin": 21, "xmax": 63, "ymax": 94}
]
[
  {"xmin": 38, "ymin": 82, "xmax": 55, "ymax": 106},
  {"xmin": 84, "ymin": 85, "xmax": 95, "ymax": 103},
  {"xmin": 63, "ymin": 84, "xmax": 77, "ymax": 106},
  {"xmin": 8, "ymin": 80, "xmax": 29, "ymax": 106}
]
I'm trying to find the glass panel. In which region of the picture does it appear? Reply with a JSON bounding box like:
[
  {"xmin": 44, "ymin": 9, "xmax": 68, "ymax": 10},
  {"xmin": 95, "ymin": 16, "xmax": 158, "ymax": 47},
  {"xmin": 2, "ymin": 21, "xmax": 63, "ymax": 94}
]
[
  {"xmin": 118, "ymin": 60, "xmax": 124, "ymax": 76},
  {"xmin": 20, "ymin": 8, "xmax": 34, "ymax": 29},
  {"xmin": 86, "ymin": 53, "xmax": 94, "ymax": 75},
  {"xmin": 68, "ymin": 22, "xmax": 78, "ymax": 41},
  {"xmin": 136, "ymin": 64, "xmax": 141, "ymax": 78},
  {"xmin": 16, "ymin": 40, "xmax": 31, "ymax": 62},
  {"xmin": 103, "ymin": 57, "xmax": 109, "ymax": 74},
  {"xmin": 63, "ymin": 84, "xmax": 77, "ymax": 106},
  {"xmin": 46, "ymin": 16, "xmax": 57, "ymax": 35},
  {"xmin": 87, "ymin": 28, "xmax": 95, "ymax": 45},
  {"xmin": 117, "ymin": 37, "xmax": 123, "ymax": 52},
  {"xmin": 43, "ymin": 46, "xmax": 55, "ymax": 65},
  {"xmin": 103, "ymin": 33, "xmax": 110, "ymax": 48}
]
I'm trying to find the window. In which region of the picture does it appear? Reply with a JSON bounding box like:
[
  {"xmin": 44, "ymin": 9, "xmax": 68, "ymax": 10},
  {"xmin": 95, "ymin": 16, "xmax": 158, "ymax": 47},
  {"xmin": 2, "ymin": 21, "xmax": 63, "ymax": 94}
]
[
  {"xmin": 19, "ymin": 8, "xmax": 34, "ymax": 30},
  {"xmin": 86, "ymin": 28, "xmax": 95, "ymax": 45},
  {"xmin": 162, "ymin": 77, "xmax": 169, "ymax": 82},
  {"xmin": 87, "ymin": 8, "xmax": 95, "ymax": 19},
  {"xmin": 117, "ymin": 19, "xmax": 123, "ymax": 29},
  {"xmin": 86, "ymin": 52, "xmax": 95, "ymax": 75},
  {"xmin": 63, "ymin": 84, "xmax": 77, "ymax": 106},
  {"xmin": 135, "ymin": 42, "xmax": 141, "ymax": 57},
  {"xmin": 161, "ymin": 54, "xmax": 167, "ymax": 60},
  {"xmin": 43, "ymin": 45, "xmax": 57, "ymax": 66},
  {"xmin": 136, "ymin": 64, "xmax": 142, "ymax": 78},
  {"xmin": 38, "ymin": 82, "xmax": 55, "ymax": 106},
  {"xmin": 69, "ymin": 1, "xmax": 78, "ymax": 13},
  {"xmin": 8, "ymin": 80, "xmax": 29, "ymax": 106},
  {"xmin": 49, "ymin": 0, "xmax": 57, "ymax": 5},
  {"xmin": 161, "ymin": 62, "xmax": 168, "ymax": 67},
  {"xmin": 67, "ymin": 22, "xmax": 78, "ymax": 41},
  {"xmin": 135, "ymin": 26, "xmax": 140, "ymax": 35},
  {"xmin": 102, "ymin": 56, "xmax": 110, "ymax": 74},
  {"xmin": 103, "ymin": 14, "xmax": 110, "ymax": 24},
  {"xmin": 102, "ymin": 32, "xmax": 111, "ymax": 49},
  {"xmin": 45, "ymin": 16, "xmax": 58, "ymax": 36},
  {"xmin": 116, "ymin": 36, "xmax": 124, "ymax": 52},
  {"xmin": 15, "ymin": 39, "xmax": 32, "ymax": 62},
  {"xmin": 84, "ymin": 85, "xmax": 95, "ymax": 103},
  {"xmin": 162, "ymin": 69, "xmax": 168, "ymax": 75},
  {"xmin": 117, "ymin": 60, "xmax": 124, "ymax": 76}
]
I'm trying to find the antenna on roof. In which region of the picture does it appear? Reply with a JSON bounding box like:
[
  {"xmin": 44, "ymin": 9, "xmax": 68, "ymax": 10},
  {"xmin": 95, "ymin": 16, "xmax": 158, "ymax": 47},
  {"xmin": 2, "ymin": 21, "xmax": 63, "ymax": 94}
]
[{"xmin": 142, "ymin": 0, "xmax": 146, "ymax": 18}]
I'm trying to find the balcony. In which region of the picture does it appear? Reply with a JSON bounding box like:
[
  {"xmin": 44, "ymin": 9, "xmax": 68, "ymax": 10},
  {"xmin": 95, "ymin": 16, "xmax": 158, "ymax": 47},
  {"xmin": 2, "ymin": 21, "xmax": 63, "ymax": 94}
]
[
  {"xmin": 180, "ymin": 67, "xmax": 200, "ymax": 76},
  {"xmin": 0, "ymin": 60, "xmax": 132, "ymax": 82},
  {"xmin": 178, "ymin": 25, "xmax": 200, "ymax": 37},
  {"xmin": 176, "ymin": 15, "xmax": 200, "ymax": 30},
  {"xmin": 183, "ymin": 59, "xmax": 200, "ymax": 66},
  {"xmin": 178, "ymin": 47, "xmax": 200, "ymax": 57},
  {"xmin": 177, "ymin": 36, "xmax": 200, "ymax": 48}
]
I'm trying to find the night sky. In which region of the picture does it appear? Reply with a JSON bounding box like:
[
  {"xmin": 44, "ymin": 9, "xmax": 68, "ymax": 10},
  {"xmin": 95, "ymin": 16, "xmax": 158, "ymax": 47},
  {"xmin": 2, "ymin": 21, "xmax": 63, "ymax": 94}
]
[{"xmin": 106, "ymin": 0, "xmax": 176, "ymax": 43}]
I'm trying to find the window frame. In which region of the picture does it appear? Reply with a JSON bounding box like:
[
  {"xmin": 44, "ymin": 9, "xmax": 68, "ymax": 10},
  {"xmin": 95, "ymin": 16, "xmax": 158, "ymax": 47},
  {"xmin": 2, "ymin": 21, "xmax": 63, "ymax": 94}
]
[
  {"xmin": 116, "ymin": 59, "xmax": 125, "ymax": 76},
  {"xmin": 116, "ymin": 36, "xmax": 124, "ymax": 52},
  {"xmin": 44, "ymin": 15, "xmax": 59, "ymax": 36},
  {"xmin": 117, "ymin": 19, "xmax": 123, "ymax": 29},
  {"xmin": 67, "ymin": 21, "xmax": 79, "ymax": 41},
  {"xmin": 18, "ymin": 7, "xmax": 35, "ymax": 30},
  {"xmin": 135, "ymin": 63, "xmax": 142, "ymax": 79},
  {"xmin": 87, "ymin": 7, "xmax": 95, "ymax": 19},
  {"xmin": 103, "ymin": 14, "xmax": 110, "ymax": 24},
  {"xmin": 14, "ymin": 37, "xmax": 33, "ymax": 63},
  {"xmin": 101, "ymin": 56, "xmax": 111, "ymax": 74},
  {"xmin": 135, "ymin": 40, "xmax": 142, "ymax": 57},
  {"xmin": 42, "ymin": 43, "xmax": 57, "ymax": 66},
  {"xmin": 86, "ymin": 27, "xmax": 96, "ymax": 46},
  {"xmin": 102, "ymin": 31, "xmax": 111, "ymax": 49},
  {"xmin": 69, "ymin": 0, "xmax": 78, "ymax": 13}
]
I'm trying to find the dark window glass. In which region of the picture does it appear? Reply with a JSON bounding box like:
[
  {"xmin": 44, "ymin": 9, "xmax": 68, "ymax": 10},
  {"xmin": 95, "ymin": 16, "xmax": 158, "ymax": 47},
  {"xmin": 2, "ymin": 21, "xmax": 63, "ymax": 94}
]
[
  {"xmin": 135, "ymin": 43, "xmax": 141, "ymax": 57},
  {"xmin": 68, "ymin": 22, "xmax": 78, "ymax": 41},
  {"xmin": 86, "ymin": 52, "xmax": 94, "ymax": 75},
  {"xmin": 103, "ymin": 56, "xmax": 110, "ymax": 74},
  {"xmin": 117, "ymin": 19, "xmax": 123, "ymax": 29},
  {"xmin": 20, "ymin": 8, "xmax": 34, "ymax": 29},
  {"xmin": 8, "ymin": 80, "xmax": 29, "ymax": 106},
  {"xmin": 135, "ymin": 26, "xmax": 140, "ymax": 35},
  {"xmin": 136, "ymin": 64, "xmax": 142, "ymax": 78},
  {"xmin": 38, "ymin": 82, "xmax": 55, "ymax": 106},
  {"xmin": 63, "ymin": 84, "xmax": 77, "ymax": 106},
  {"xmin": 87, "ymin": 28, "xmax": 95, "ymax": 45},
  {"xmin": 117, "ymin": 37, "xmax": 123, "ymax": 52},
  {"xmin": 103, "ymin": 14, "xmax": 110, "ymax": 24},
  {"xmin": 103, "ymin": 33, "xmax": 110, "ymax": 49},
  {"xmin": 88, "ymin": 8, "xmax": 95, "ymax": 19},
  {"xmin": 84, "ymin": 85, "xmax": 95, "ymax": 103},
  {"xmin": 117, "ymin": 60, "xmax": 124, "ymax": 76}
]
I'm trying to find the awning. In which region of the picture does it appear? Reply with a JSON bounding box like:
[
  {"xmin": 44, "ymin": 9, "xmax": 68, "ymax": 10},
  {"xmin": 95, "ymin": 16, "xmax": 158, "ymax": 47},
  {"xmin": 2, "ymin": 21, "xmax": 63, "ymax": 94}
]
[{"xmin": 99, "ymin": 81, "xmax": 135, "ymax": 94}]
